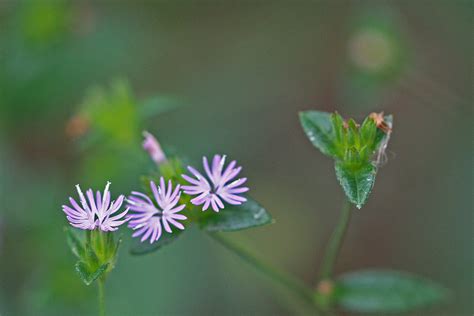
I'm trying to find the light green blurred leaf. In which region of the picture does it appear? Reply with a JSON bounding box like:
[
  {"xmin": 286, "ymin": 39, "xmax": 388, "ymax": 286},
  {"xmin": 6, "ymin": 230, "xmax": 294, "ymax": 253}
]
[
  {"xmin": 80, "ymin": 79, "xmax": 140, "ymax": 147},
  {"xmin": 201, "ymin": 198, "xmax": 273, "ymax": 232},
  {"xmin": 335, "ymin": 270, "xmax": 449, "ymax": 313},
  {"xmin": 75, "ymin": 262, "xmax": 108, "ymax": 286},
  {"xmin": 20, "ymin": 0, "xmax": 72, "ymax": 46}
]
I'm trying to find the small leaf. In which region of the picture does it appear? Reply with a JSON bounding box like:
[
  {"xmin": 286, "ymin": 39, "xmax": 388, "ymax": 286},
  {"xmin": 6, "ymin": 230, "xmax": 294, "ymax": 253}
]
[
  {"xmin": 335, "ymin": 270, "xmax": 450, "ymax": 313},
  {"xmin": 75, "ymin": 261, "xmax": 109, "ymax": 286},
  {"xmin": 65, "ymin": 227, "xmax": 85, "ymax": 259},
  {"xmin": 201, "ymin": 198, "xmax": 273, "ymax": 232},
  {"xmin": 129, "ymin": 231, "xmax": 182, "ymax": 256},
  {"xmin": 299, "ymin": 111, "xmax": 337, "ymax": 157},
  {"xmin": 335, "ymin": 162, "xmax": 376, "ymax": 209}
]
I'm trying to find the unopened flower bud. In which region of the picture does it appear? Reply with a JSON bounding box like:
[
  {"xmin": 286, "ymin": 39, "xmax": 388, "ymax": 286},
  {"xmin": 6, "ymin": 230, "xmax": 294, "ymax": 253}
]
[{"xmin": 142, "ymin": 131, "xmax": 167, "ymax": 165}]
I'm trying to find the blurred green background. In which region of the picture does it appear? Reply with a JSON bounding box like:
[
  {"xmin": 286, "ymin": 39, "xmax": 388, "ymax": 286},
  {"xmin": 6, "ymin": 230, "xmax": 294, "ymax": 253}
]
[{"xmin": 0, "ymin": 1, "xmax": 472, "ymax": 315}]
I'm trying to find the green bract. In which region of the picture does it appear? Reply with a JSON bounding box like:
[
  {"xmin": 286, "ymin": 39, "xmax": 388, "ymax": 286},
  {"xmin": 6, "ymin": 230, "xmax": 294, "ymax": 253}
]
[
  {"xmin": 66, "ymin": 228, "xmax": 121, "ymax": 285},
  {"xmin": 299, "ymin": 111, "xmax": 392, "ymax": 208}
]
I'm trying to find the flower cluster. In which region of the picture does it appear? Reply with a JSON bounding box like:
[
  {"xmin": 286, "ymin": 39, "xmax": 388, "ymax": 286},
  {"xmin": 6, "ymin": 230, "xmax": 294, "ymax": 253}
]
[{"xmin": 62, "ymin": 132, "xmax": 249, "ymax": 244}]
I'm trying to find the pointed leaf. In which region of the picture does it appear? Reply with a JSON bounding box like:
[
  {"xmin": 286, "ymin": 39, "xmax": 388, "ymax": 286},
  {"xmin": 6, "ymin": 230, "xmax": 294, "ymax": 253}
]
[
  {"xmin": 335, "ymin": 162, "xmax": 376, "ymax": 209},
  {"xmin": 299, "ymin": 111, "xmax": 337, "ymax": 157},
  {"xmin": 201, "ymin": 198, "xmax": 273, "ymax": 232},
  {"xmin": 75, "ymin": 261, "xmax": 109, "ymax": 286},
  {"xmin": 129, "ymin": 231, "xmax": 182, "ymax": 256},
  {"xmin": 335, "ymin": 270, "xmax": 450, "ymax": 313}
]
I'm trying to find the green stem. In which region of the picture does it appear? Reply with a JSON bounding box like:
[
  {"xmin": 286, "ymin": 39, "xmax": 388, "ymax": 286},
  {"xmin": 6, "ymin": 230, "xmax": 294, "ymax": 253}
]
[
  {"xmin": 319, "ymin": 199, "xmax": 352, "ymax": 280},
  {"xmin": 209, "ymin": 233, "xmax": 317, "ymax": 310},
  {"xmin": 98, "ymin": 278, "xmax": 106, "ymax": 316}
]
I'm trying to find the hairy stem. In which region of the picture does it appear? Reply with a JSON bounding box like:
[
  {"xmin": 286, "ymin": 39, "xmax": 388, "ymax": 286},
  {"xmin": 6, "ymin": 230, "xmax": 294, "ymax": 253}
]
[
  {"xmin": 319, "ymin": 199, "xmax": 352, "ymax": 280},
  {"xmin": 98, "ymin": 278, "xmax": 106, "ymax": 316},
  {"xmin": 209, "ymin": 232, "xmax": 318, "ymax": 313}
]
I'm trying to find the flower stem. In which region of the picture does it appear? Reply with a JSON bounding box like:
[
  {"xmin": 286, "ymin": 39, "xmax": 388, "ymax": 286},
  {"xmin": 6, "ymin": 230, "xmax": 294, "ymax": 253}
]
[
  {"xmin": 209, "ymin": 232, "xmax": 318, "ymax": 312},
  {"xmin": 98, "ymin": 277, "xmax": 106, "ymax": 316},
  {"xmin": 319, "ymin": 199, "xmax": 352, "ymax": 280}
]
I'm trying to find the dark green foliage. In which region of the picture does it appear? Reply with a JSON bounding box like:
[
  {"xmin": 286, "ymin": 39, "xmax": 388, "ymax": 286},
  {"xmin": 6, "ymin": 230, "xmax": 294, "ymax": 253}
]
[
  {"xmin": 335, "ymin": 270, "xmax": 449, "ymax": 313},
  {"xmin": 299, "ymin": 111, "xmax": 337, "ymax": 157},
  {"xmin": 201, "ymin": 198, "xmax": 273, "ymax": 232}
]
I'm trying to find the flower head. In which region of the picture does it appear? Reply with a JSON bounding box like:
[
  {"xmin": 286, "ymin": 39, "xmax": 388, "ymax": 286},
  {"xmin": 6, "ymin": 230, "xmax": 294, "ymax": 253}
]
[
  {"xmin": 62, "ymin": 182, "xmax": 129, "ymax": 231},
  {"xmin": 127, "ymin": 178, "xmax": 187, "ymax": 244},
  {"xmin": 142, "ymin": 131, "xmax": 167, "ymax": 165},
  {"xmin": 182, "ymin": 155, "xmax": 249, "ymax": 212}
]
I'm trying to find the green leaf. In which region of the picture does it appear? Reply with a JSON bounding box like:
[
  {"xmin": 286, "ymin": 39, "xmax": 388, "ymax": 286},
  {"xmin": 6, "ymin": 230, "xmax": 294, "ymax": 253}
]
[
  {"xmin": 75, "ymin": 262, "xmax": 109, "ymax": 286},
  {"xmin": 299, "ymin": 111, "xmax": 337, "ymax": 157},
  {"xmin": 201, "ymin": 198, "xmax": 273, "ymax": 232},
  {"xmin": 335, "ymin": 161, "xmax": 376, "ymax": 209},
  {"xmin": 335, "ymin": 270, "xmax": 450, "ymax": 313},
  {"xmin": 129, "ymin": 231, "xmax": 182, "ymax": 256},
  {"xmin": 65, "ymin": 227, "xmax": 85, "ymax": 259}
]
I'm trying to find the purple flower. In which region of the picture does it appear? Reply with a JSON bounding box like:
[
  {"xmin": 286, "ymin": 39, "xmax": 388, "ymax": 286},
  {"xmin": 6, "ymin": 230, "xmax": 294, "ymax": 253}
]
[
  {"xmin": 182, "ymin": 155, "xmax": 249, "ymax": 212},
  {"xmin": 127, "ymin": 178, "xmax": 187, "ymax": 243},
  {"xmin": 142, "ymin": 131, "xmax": 167, "ymax": 165},
  {"xmin": 62, "ymin": 182, "xmax": 129, "ymax": 231}
]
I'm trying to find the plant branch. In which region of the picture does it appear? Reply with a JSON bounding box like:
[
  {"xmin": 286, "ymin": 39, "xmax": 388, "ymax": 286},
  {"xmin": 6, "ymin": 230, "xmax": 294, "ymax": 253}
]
[
  {"xmin": 209, "ymin": 232, "xmax": 319, "ymax": 313},
  {"xmin": 98, "ymin": 278, "xmax": 106, "ymax": 316},
  {"xmin": 319, "ymin": 199, "xmax": 352, "ymax": 280}
]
